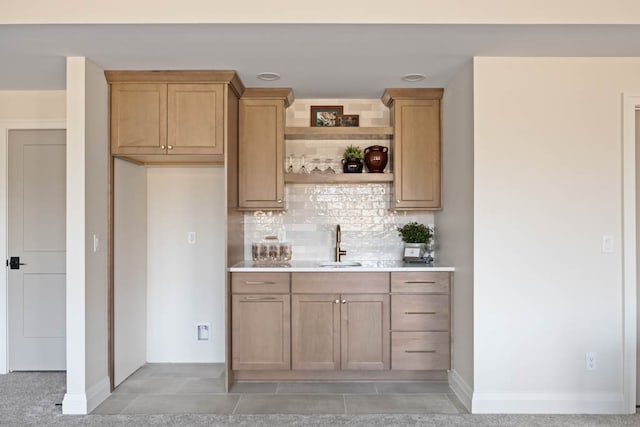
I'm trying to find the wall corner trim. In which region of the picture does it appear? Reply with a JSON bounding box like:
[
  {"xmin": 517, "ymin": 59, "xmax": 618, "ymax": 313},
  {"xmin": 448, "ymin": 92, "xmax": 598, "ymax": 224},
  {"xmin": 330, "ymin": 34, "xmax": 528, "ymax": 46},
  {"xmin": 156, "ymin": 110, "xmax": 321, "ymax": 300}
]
[
  {"xmin": 62, "ymin": 392, "xmax": 87, "ymax": 415},
  {"xmin": 62, "ymin": 376, "xmax": 110, "ymax": 415},
  {"xmin": 448, "ymin": 369, "xmax": 473, "ymax": 412}
]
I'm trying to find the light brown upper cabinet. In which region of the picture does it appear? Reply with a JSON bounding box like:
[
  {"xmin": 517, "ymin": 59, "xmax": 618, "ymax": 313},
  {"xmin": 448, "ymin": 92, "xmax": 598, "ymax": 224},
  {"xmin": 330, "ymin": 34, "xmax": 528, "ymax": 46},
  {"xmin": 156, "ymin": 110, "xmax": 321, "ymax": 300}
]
[
  {"xmin": 239, "ymin": 88, "xmax": 293, "ymax": 210},
  {"xmin": 106, "ymin": 71, "xmax": 244, "ymax": 165},
  {"xmin": 382, "ymin": 88, "xmax": 443, "ymax": 210}
]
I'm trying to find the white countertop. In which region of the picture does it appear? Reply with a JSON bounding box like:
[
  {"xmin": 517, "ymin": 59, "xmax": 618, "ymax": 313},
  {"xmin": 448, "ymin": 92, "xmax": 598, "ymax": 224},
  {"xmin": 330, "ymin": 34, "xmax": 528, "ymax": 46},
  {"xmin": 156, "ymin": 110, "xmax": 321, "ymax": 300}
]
[{"xmin": 228, "ymin": 260, "xmax": 455, "ymax": 272}]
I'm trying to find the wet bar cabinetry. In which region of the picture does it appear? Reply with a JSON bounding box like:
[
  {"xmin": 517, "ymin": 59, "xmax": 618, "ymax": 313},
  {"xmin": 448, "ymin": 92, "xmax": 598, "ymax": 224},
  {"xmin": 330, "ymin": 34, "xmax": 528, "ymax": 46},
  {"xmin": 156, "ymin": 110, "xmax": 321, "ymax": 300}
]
[
  {"xmin": 238, "ymin": 89, "xmax": 293, "ymax": 210},
  {"xmin": 382, "ymin": 88, "xmax": 443, "ymax": 210},
  {"xmin": 229, "ymin": 268, "xmax": 452, "ymax": 382},
  {"xmin": 106, "ymin": 70, "xmax": 244, "ymax": 165},
  {"xmin": 390, "ymin": 271, "xmax": 451, "ymax": 370},
  {"xmin": 238, "ymin": 88, "xmax": 443, "ymax": 210},
  {"xmin": 231, "ymin": 272, "xmax": 291, "ymax": 370},
  {"xmin": 291, "ymin": 273, "xmax": 389, "ymax": 371}
]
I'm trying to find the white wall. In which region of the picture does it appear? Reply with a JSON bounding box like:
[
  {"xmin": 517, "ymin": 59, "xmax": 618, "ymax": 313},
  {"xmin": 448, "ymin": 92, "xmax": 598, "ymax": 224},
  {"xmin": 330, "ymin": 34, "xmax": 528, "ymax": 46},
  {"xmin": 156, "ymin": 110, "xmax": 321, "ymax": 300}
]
[
  {"xmin": 62, "ymin": 57, "xmax": 110, "ymax": 415},
  {"xmin": 436, "ymin": 60, "xmax": 474, "ymax": 410},
  {"xmin": 0, "ymin": 91, "xmax": 65, "ymax": 374},
  {"xmin": 472, "ymin": 57, "xmax": 640, "ymax": 414},
  {"xmin": 114, "ymin": 159, "xmax": 147, "ymax": 386},
  {"xmin": 4, "ymin": 0, "xmax": 640, "ymax": 24},
  {"xmin": 146, "ymin": 167, "xmax": 226, "ymax": 362}
]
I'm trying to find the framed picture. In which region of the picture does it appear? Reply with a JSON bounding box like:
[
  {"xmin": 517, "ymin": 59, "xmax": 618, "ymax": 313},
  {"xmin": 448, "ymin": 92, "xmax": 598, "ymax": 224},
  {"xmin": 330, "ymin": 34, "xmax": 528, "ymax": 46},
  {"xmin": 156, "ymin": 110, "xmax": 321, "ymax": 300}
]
[
  {"xmin": 340, "ymin": 114, "xmax": 359, "ymax": 127},
  {"xmin": 310, "ymin": 105, "xmax": 343, "ymax": 127}
]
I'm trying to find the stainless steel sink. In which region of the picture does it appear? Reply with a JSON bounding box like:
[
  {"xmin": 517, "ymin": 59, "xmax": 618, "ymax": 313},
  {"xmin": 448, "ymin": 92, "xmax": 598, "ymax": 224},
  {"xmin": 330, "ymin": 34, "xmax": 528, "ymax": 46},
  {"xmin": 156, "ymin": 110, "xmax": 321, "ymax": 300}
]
[{"xmin": 318, "ymin": 261, "xmax": 362, "ymax": 268}]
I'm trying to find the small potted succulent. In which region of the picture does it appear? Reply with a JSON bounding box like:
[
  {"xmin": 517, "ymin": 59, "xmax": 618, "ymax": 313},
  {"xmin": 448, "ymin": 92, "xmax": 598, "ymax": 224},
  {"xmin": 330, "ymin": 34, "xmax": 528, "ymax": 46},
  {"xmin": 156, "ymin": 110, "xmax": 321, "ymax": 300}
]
[
  {"xmin": 342, "ymin": 144, "xmax": 364, "ymax": 173},
  {"xmin": 397, "ymin": 222, "xmax": 433, "ymax": 261}
]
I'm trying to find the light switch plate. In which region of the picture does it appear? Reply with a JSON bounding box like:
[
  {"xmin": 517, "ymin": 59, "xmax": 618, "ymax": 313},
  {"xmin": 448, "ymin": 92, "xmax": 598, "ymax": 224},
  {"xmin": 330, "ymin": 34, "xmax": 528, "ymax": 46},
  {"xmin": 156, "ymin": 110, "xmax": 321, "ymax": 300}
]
[
  {"xmin": 188, "ymin": 231, "xmax": 197, "ymax": 244},
  {"xmin": 602, "ymin": 235, "xmax": 614, "ymax": 253}
]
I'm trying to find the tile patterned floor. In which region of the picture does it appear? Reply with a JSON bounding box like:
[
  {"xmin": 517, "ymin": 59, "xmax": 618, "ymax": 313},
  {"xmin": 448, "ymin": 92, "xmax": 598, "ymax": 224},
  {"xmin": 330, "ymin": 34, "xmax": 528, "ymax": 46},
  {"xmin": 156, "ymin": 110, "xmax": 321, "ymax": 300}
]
[{"xmin": 93, "ymin": 363, "xmax": 467, "ymax": 415}]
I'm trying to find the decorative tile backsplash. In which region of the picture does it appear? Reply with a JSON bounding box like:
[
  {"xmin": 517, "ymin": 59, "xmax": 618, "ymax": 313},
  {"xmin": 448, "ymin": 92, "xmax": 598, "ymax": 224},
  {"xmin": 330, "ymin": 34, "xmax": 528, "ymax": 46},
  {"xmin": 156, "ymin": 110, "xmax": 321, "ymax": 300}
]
[
  {"xmin": 243, "ymin": 183, "xmax": 435, "ymax": 262},
  {"xmin": 243, "ymin": 98, "xmax": 434, "ymax": 262}
]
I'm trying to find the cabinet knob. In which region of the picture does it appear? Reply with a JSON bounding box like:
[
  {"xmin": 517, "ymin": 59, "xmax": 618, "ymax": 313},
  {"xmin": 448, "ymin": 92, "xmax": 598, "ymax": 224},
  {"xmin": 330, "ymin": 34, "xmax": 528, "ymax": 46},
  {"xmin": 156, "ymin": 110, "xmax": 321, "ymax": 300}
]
[
  {"xmin": 168, "ymin": 145, "xmax": 174, "ymax": 150},
  {"xmin": 397, "ymin": 199, "xmax": 400, "ymax": 203},
  {"xmin": 277, "ymin": 199, "xmax": 282, "ymax": 203},
  {"xmin": 341, "ymin": 299, "xmax": 346, "ymax": 304},
  {"xmin": 335, "ymin": 299, "xmax": 340, "ymax": 304},
  {"xmin": 160, "ymin": 145, "xmax": 166, "ymax": 149}
]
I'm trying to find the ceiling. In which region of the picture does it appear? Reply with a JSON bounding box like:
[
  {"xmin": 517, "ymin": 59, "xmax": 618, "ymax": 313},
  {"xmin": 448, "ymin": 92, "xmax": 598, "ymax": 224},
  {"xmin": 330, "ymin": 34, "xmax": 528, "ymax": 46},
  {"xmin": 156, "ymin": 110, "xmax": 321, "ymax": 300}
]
[{"xmin": 3, "ymin": 23, "xmax": 640, "ymax": 98}]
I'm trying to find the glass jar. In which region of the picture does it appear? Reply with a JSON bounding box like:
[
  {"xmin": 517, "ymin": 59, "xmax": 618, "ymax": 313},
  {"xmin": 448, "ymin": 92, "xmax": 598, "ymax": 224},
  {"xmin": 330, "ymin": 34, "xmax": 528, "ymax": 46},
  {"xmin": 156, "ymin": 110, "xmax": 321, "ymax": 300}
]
[
  {"xmin": 279, "ymin": 242, "xmax": 292, "ymax": 261},
  {"xmin": 264, "ymin": 236, "xmax": 280, "ymax": 261}
]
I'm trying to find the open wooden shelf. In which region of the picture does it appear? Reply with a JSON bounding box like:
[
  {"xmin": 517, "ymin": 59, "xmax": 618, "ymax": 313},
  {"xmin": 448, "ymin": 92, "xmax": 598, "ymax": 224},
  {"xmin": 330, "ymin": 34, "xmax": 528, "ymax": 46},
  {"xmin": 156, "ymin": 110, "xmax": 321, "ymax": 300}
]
[
  {"xmin": 284, "ymin": 172, "xmax": 394, "ymax": 184},
  {"xmin": 285, "ymin": 126, "xmax": 393, "ymax": 140}
]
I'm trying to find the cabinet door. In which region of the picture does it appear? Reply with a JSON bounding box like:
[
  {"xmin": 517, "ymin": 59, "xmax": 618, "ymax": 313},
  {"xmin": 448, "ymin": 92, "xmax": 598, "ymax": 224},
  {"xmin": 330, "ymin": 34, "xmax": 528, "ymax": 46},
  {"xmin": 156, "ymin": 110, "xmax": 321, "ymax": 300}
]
[
  {"xmin": 110, "ymin": 83, "xmax": 167, "ymax": 155},
  {"xmin": 341, "ymin": 294, "xmax": 389, "ymax": 370},
  {"xmin": 392, "ymin": 99, "xmax": 441, "ymax": 209},
  {"xmin": 168, "ymin": 83, "xmax": 224, "ymax": 155},
  {"xmin": 239, "ymin": 98, "xmax": 284, "ymax": 210},
  {"xmin": 232, "ymin": 294, "xmax": 290, "ymax": 370},
  {"xmin": 292, "ymin": 294, "xmax": 340, "ymax": 370}
]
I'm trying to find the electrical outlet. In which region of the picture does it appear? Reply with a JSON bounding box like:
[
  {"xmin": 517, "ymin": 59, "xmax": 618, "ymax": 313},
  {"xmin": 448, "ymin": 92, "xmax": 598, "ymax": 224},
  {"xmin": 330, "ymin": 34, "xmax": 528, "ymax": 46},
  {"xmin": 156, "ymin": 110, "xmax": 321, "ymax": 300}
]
[
  {"xmin": 196, "ymin": 323, "xmax": 210, "ymax": 341},
  {"xmin": 585, "ymin": 352, "xmax": 597, "ymax": 370}
]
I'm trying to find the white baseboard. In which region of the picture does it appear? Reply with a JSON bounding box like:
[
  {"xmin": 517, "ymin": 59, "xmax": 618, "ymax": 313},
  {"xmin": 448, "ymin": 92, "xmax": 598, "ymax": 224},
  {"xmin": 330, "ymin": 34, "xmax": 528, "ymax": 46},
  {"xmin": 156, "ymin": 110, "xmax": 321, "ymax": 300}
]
[
  {"xmin": 472, "ymin": 391, "xmax": 627, "ymax": 414},
  {"xmin": 62, "ymin": 376, "xmax": 111, "ymax": 415},
  {"xmin": 86, "ymin": 376, "xmax": 111, "ymax": 413},
  {"xmin": 62, "ymin": 392, "xmax": 87, "ymax": 415},
  {"xmin": 448, "ymin": 369, "xmax": 473, "ymax": 412}
]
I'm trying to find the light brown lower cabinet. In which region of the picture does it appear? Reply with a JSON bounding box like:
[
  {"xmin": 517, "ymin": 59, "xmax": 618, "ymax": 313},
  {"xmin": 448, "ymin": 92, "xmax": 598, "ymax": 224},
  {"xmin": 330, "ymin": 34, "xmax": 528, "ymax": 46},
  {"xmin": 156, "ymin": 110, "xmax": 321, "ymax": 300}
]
[
  {"xmin": 291, "ymin": 293, "xmax": 389, "ymax": 370},
  {"xmin": 231, "ymin": 294, "xmax": 290, "ymax": 370},
  {"xmin": 391, "ymin": 331, "xmax": 450, "ymax": 370},
  {"xmin": 229, "ymin": 270, "xmax": 452, "ymax": 382},
  {"xmin": 390, "ymin": 271, "xmax": 451, "ymax": 371}
]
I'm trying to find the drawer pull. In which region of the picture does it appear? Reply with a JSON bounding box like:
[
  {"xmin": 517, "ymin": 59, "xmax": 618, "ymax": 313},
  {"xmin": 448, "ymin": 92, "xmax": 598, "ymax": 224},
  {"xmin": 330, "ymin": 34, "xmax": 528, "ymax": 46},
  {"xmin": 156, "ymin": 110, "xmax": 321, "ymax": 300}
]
[
  {"xmin": 403, "ymin": 281, "xmax": 435, "ymax": 284},
  {"xmin": 243, "ymin": 296, "xmax": 278, "ymax": 301},
  {"xmin": 405, "ymin": 311, "xmax": 436, "ymax": 315},
  {"xmin": 244, "ymin": 281, "xmax": 276, "ymax": 285},
  {"xmin": 405, "ymin": 350, "xmax": 436, "ymax": 354}
]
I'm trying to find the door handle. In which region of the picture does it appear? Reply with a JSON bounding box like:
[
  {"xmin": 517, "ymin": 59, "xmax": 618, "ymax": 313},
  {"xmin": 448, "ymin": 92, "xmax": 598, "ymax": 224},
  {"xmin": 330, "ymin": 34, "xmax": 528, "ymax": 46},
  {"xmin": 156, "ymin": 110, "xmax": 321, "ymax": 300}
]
[{"xmin": 9, "ymin": 257, "xmax": 26, "ymax": 270}]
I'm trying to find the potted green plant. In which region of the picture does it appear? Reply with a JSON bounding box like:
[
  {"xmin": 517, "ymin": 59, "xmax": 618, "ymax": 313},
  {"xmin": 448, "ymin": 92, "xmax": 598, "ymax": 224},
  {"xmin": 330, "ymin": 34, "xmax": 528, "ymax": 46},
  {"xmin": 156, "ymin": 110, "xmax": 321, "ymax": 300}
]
[
  {"xmin": 342, "ymin": 144, "xmax": 364, "ymax": 173},
  {"xmin": 397, "ymin": 222, "xmax": 433, "ymax": 261}
]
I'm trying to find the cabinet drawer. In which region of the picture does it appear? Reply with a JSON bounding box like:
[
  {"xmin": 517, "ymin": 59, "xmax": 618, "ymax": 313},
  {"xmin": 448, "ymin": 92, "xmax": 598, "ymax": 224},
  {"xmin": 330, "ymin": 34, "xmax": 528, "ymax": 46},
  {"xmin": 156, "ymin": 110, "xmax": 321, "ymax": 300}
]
[
  {"xmin": 391, "ymin": 272, "xmax": 450, "ymax": 293},
  {"xmin": 391, "ymin": 295, "xmax": 449, "ymax": 331},
  {"xmin": 292, "ymin": 272, "xmax": 389, "ymax": 294},
  {"xmin": 391, "ymin": 332, "xmax": 450, "ymax": 370},
  {"xmin": 232, "ymin": 272, "xmax": 290, "ymax": 294}
]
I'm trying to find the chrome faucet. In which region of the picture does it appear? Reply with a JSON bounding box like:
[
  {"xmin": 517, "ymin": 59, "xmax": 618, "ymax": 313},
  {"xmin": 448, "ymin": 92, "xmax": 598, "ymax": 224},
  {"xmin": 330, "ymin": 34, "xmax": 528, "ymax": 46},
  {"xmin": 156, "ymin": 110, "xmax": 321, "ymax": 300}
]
[{"xmin": 335, "ymin": 224, "xmax": 347, "ymax": 262}]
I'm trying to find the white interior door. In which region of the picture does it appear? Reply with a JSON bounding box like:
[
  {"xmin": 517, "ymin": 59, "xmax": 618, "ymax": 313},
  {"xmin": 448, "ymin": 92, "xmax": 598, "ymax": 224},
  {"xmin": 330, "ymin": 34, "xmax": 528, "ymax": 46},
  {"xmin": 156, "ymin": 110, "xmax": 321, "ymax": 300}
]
[{"xmin": 8, "ymin": 129, "xmax": 66, "ymax": 371}]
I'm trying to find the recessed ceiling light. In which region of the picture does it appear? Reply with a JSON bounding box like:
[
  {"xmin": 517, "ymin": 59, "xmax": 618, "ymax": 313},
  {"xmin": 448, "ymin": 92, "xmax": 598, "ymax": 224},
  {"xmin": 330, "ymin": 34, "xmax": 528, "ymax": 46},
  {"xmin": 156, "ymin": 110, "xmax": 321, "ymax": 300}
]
[
  {"xmin": 401, "ymin": 73, "xmax": 426, "ymax": 82},
  {"xmin": 256, "ymin": 72, "xmax": 281, "ymax": 81}
]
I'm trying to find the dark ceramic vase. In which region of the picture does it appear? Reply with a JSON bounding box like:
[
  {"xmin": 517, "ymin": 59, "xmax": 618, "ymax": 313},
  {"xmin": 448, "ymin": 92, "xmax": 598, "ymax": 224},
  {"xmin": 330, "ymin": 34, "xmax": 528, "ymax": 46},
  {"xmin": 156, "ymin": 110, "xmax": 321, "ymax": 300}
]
[
  {"xmin": 342, "ymin": 158, "xmax": 364, "ymax": 173},
  {"xmin": 364, "ymin": 145, "xmax": 388, "ymax": 173}
]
